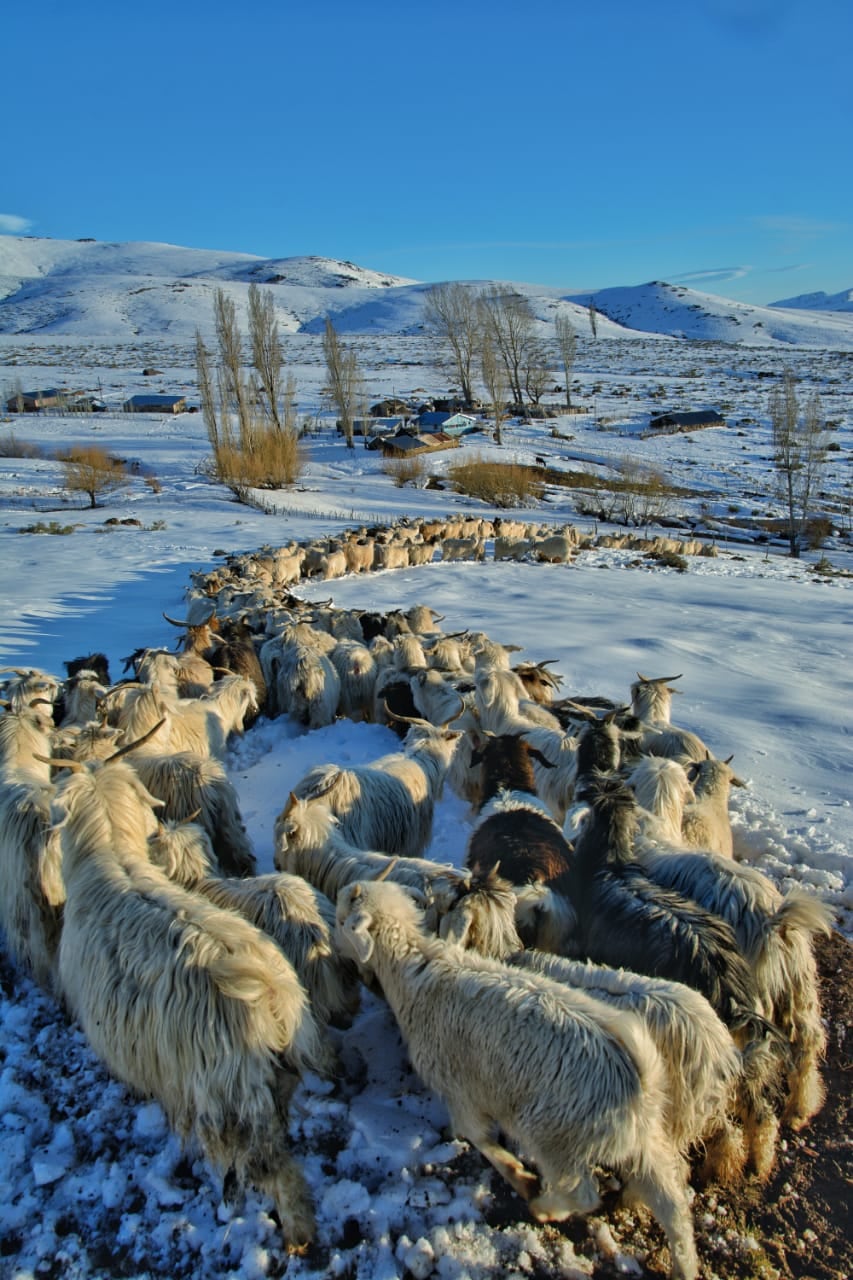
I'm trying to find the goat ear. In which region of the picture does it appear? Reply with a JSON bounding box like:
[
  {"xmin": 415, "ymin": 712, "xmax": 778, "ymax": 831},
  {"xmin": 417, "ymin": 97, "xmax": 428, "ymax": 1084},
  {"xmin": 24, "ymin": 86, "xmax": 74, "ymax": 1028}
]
[
  {"xmin": 526, "ymin": 744, "xmax": 556, "ymax": 770},
  {"xmin": 340, "ymin": 909, "xmax": 374, "ymax": 965}
]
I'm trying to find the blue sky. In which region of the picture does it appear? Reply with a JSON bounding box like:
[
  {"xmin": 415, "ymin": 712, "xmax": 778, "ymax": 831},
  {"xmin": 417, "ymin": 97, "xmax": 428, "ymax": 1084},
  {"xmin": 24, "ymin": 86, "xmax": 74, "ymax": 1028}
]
[{"xmin": 3, "ymin": 0, "xmax": 850, "ymax": 304}]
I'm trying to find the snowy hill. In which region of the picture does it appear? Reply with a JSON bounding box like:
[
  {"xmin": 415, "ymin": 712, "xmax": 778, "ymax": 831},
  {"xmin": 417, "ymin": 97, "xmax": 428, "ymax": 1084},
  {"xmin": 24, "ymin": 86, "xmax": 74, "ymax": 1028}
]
[
  {"xmin": 573, "ymin": 280, "xmax": 853, "ymax": 348},
  {"xmin": 769, "ymin": 287, "xmax": 853, "ymax": 313},
  {"xmin": 2, "ymin": 235, "xmax": 853, "ymax": 348}
]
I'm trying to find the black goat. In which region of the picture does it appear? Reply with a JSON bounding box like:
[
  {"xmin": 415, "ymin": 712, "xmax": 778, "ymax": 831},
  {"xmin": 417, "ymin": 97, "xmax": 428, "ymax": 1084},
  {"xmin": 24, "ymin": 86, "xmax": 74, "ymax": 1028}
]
[{"xmin": 560, "ymin": 775, "xmax": 762, "ymax": 1031}]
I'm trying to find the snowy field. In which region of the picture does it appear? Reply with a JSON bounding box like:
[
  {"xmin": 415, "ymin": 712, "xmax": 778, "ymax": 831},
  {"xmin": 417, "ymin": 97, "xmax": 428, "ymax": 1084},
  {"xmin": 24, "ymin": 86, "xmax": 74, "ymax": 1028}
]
[{"xmin": 0, "ymin": 328, "xmax": 851, "ymax": 1280}]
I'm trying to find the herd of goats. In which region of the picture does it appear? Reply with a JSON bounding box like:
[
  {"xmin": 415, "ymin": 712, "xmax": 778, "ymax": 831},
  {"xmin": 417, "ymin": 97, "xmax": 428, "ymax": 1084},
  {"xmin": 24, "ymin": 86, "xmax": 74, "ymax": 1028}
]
[{"xmin": 0, "ymin": 514, "xmax": 835, "ymax": 1280}]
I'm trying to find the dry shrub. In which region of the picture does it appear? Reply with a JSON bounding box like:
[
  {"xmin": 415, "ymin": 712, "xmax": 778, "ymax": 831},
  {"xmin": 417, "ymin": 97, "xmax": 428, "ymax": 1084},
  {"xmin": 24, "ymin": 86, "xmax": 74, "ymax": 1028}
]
[
  {"xmin": 212, "ymin": 424, "xmax": 303, "ymax": 493},
  {"xmin": 382, "ymin": 454, "xmax": 426, "ymax": 487},
  {"xmin": 0, "ymin": 431, "xmax": 43, "ymax": 459},
  {"xmin": 448, "ymin": 453, "xmax": 544, "ymax": 508},
  {"xmin": 805, "ymin": 515, "xmax": 833, "ymax": 549},
  {"xmin": 647, "ymin": 548, "xmax": 688, "ymax": 572}
]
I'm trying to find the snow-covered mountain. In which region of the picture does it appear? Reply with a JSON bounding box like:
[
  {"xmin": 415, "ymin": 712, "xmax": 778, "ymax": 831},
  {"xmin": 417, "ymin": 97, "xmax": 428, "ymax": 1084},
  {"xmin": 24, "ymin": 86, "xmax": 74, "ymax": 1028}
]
[
  {"xmin": 768, "ymin": 287, "xmax": 853, "ymax": 313},
  {"xmin": 573, "ymin": 280, "xmax": 853, "ymax": 348},
  {"xmin": 2, "ymin": 235, "xmax": 853, "ymax": 348}
]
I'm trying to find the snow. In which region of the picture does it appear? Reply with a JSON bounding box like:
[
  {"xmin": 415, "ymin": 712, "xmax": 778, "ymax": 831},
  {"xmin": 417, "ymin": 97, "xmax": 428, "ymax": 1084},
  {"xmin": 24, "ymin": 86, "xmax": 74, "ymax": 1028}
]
[
  {"xmin": 0, "ymin": 292, "xmax": 850, "ymax": 1277},
  {"xmin": 3, "ymin": 234, "xmax": 853, "ymax": 347}
]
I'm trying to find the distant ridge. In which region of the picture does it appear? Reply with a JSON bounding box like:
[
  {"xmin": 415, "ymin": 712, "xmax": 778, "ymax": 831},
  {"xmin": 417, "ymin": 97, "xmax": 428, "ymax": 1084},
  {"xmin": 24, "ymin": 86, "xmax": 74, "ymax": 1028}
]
[
  {"xmin": 1, "ymin": 235, "xmax": 852, "ymax": 349},
  {"xmin": 768, "ymin": 287, "xmax": 853, "ymax": 313}
]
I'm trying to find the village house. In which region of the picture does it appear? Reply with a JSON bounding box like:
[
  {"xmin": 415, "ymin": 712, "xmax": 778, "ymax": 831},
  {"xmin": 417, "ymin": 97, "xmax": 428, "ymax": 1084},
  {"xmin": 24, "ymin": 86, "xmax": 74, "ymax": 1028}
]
[
  {"xmin": 5, "ymin": 388, "xmax": 64, "ymax": 412},
  {"xmin": 123, "ymin": 394, "xmax": 187, "ymax": 414},
  {"xmin": 645, "ymin": 409, "xmax": 726, "ymax": 435},
  {"xmin": 380, "ymin": 429, "xmax": 458, "ymax": 458}
]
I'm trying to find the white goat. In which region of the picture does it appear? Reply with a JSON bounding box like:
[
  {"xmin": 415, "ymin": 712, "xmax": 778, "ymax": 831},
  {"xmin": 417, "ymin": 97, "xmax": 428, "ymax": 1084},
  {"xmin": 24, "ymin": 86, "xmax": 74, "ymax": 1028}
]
[
  {"xmin": 129, "ymin": 749, "xmax": 256, "ymax": 877},
  {"xmin": 626, "ymin": 756, "xmax": 695, "ymax": 844},
  {"xmin": 508, "ymin": 949, "xmax": 746, "ymax": 1181},
  {"xmin": 494, "ymin": 535, "xmax": 533, "ymax": 561},
  {"xmin": 290, "ymin": 720, "xmax": 456, "ymax": 858},
  {"xmin": 52, "ymin": 757, "xmax": 332, "ymax": 1250},
  {"xmin": 630, "ymin": 673, "xmax": 710, "ymax": 764},
  {"xmin": 59, "ymin": 669, "xmax": 110, "ymax": 728},
  {"xmin": 0, "ymin": 702, "xmax": 56, "ymax": 783},
  {"xmin": 274, "ymin": 793, "xmax": 469, "ymax": 924},
  {"xmin": 474, "ymin": 667, "xmax": 563, "ymax": 735},
  {"xmin": 329, "ymin": 639, "xmax": 378, "ymax": 721},
  {"xmin": 531, "ymin": 532, "xmax": 575, "ymax": 563},
  {"xmin": 343, "ymin": 536, "xmax": 375, "ymax": 575},
  {"xmin": 0, "ymin": 773, "xmax": 63, "ymax": 990},
  {"xmin": 441, "ymin": 535, "xmax": 486, "ymax": 562},
  {"xmin": 279, "ymin": 640, "xmax": 341, "ymax": 729},
  {"xmin": 116, "ymin": 676, "xmax": 258, "ymax": 759},
  {"xmin": 336, "ymin": 878, "xmax": 699, "ymax": 1280},
  {"xmin": 0, "ymin": 667, "xmax": 63, "ymax": 714},
  {"xmin": 680, "ymin": 755, "xmax": 745, "ymax": 858},
  {"xmin": 147, "ymin": 818, "xmax": 360, "ymax": 1031}
]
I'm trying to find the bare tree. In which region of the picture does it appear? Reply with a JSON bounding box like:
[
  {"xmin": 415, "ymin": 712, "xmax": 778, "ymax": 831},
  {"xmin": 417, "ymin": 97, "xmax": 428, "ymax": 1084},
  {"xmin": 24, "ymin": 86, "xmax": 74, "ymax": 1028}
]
[
  {"xmin": 477, "ymin": 286, "xmax": 537, "ymax": 408},
  {"xmin": 523, "ymin": 339, "xmax": 552, "ymax": 409},
  {"xmin": 59, "ymin": 446, "xmax": 125, "ymax": 508},
  {"xmin": 481, "ymin": 327, "xmax": 510, "ymax": 446},
  {"xmin": 214, "ymin": 289, "xmax": 254, "ymax": 441},
  {"xmin": 195, "ymin": 295, "xmax": 303, "ymax": 495},
  {"xmin": 588, "ymin": 299, "xmax": 599, "ymax": 339},
  {"xmin": 554, "ymin": 313, "xmax": 577, "ymax": 409},
  {"xmin": 195, "ymin": 330, "xmax": 222, "ymax": 453},
  {"xmin": 770, "ymin": 371, "xmax": 827, "ymax": 557},
  {"xmin": 423, "ymin": 282, "xmax": 481, "ymax": 407},
  {"xmin": 615, "ymin": 456, "xmax": 674, "ymax": 528},
  {"xmin": 322, "ymin": 316, "xmax": 361, "ymax": 449},
  {"xmin": 248, "ymin": 283, "xmax": 283, "ymax": 428}
]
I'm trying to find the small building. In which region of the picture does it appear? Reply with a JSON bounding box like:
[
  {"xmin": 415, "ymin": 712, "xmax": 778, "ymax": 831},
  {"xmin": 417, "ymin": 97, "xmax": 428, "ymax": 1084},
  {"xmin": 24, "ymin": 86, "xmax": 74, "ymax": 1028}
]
[
  {"xmin": 646, "ymin": 409, "xmax": 725, "ymax": 435},
  {"xmin": 370, "ymin": 398, "xmax": 410, "ymax": 417},
  {"xmin": 416, "ymin": 410, "xmax": 451, "ymax": 431},
  {"xmin": 437, "ymin": 412, "xmax": 479, "ymax": 437},
  {"xmin": 380, "ymin": 431, "xmax": 459, "ymax": 458},
  {"xmin": 351, "ymin": 416, "xmax": 408, "ymax": 438},
  {"xmin": 5, "ymin": 388, "xmax": 63, "ymax": 412},
  {"xmin": 123, "ymin": 394, "xmax": 187, "ymax": 414},
  {"xmin": 67, "ymin": 395, "xmax": 107, "ymax": 413}
]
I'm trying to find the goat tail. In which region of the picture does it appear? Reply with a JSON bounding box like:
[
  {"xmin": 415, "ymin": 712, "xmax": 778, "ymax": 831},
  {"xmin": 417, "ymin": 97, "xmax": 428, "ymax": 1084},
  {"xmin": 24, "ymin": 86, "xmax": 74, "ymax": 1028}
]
[
  {"xmin": 770, "ymin": 891, "xmax": 834, "ymax": 941},
  {"xmin": 205, "ymin": 939, "xmax": 335, "ymax": 1078},
  {"xmin": 731, "ymin": 1004, "xmax": 794, "ymax": 1069},
  {"xmin": 744, "ymin": 890, "xmax": 834, "ymax": 973}
]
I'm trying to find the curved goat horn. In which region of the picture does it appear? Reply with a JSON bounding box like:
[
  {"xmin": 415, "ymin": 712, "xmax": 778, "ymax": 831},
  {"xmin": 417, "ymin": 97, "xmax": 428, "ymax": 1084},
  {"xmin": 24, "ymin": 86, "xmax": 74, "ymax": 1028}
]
[
  {"xmin": 105, "ymin": 717, "xmax": 167, "ymax": 761},
  {"xmin": 382, "ymin": 700, "xmax": 431, "ymax": 729},
  {"xmin": 34, "ymin": 751, "xmax": 84, "ymax": 773},
  {"xmin": 442, "ymin": 693, "xmax": 468, "ymax": 728},
  {"xmin": 372, "ymin": 858, "xmax": 399, "ymax": 883}
]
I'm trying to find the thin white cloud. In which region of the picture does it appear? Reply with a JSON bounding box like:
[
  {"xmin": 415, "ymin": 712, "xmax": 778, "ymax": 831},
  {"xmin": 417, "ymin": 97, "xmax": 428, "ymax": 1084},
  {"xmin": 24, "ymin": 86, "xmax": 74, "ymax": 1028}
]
[
  {"xmin": 762, "ymin": 262, "xmax": 812, "ymax": 275},
  {"xmin": 670, "ymin": 266, "xmax": 752, "ymax": 285},
  {"xmin": 0, "ymin": 213, "xmax": 33, "ymax": 234},
  {"xmin": 753, "ymin": 216, "xmax": 846, "ymax": 236}
]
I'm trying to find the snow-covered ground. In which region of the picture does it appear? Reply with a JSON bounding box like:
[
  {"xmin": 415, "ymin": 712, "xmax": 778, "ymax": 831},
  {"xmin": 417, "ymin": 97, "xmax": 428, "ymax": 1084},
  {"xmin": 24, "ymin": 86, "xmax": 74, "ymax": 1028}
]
[{"xmin": 0, "ymin": 331, "xmax": 850, "ymax": 1279}]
